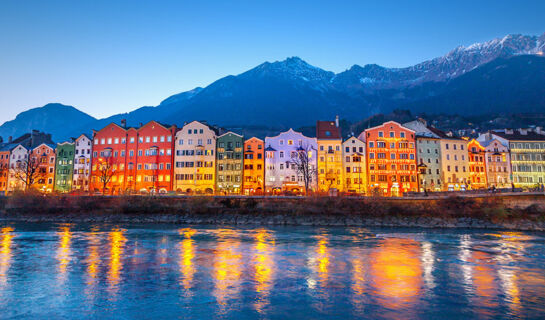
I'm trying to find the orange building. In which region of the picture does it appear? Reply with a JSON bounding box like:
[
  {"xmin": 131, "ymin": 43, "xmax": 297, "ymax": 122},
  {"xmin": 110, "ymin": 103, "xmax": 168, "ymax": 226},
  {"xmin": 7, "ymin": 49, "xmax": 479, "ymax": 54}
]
[
  {"xmin": 359, "ymin": 121, "xmax": 418, "ymax": 197},
  {"xmin": 468, "ymin": 139, "xmax": 487, "ymax": 189},
  {"xmin": 243, "ymin": 137, "xmax": 265, "ymax": 195},
  {"xmin": 31, "ymin": 143, "xmax": 56, "ymax": 193}
]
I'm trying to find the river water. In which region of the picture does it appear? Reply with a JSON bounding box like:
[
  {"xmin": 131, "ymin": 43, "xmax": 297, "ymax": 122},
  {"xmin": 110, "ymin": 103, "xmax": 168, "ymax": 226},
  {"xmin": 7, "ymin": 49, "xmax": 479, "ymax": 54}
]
[{"xmin": 0, "ymin": 223, "xmax": 544, "ymax": 319}]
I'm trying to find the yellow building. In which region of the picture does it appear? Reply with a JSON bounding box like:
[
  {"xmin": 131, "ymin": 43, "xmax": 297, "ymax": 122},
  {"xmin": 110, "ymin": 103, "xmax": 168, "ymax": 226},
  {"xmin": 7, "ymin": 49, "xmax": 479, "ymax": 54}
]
[
  {"xmin": 427, "ymin": 128, "xmax": 470, "ymax": 191},
  {"xmin": 316, "ymin": 118, "xmax": 343, "ymax": 193},
  {"xmin": 342, "ymin": 136, "xmax": 366, "ymax": 194}
]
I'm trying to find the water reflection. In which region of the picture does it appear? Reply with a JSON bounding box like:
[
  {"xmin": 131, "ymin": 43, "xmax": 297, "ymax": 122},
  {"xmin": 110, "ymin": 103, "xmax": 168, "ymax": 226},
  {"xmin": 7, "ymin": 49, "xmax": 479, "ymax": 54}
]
[
  {"xmin": 0, "ymin": 227, "xmax": 14, "ymax": 287},
  {"xmin": 370, "ymin": 238, "xmax": 422, "ymax": 309},
  {"xmin": 253, "ymin": 229, "xmax": 275, "ymax": 314},
  {"xmin": 56, "ymin": 224, "xmax": 72, "ymax": 284},
  {"xmin": 351, "ymin": 249, "xmax": 366, "ymax": 313},
  {"xmin": 213, "ymin": 229, "xmax": 241, "ymax": 315},
  {"xmin": 421, "ymin": 241, "xmax": 435, "ymax": 290},
  {"xmin": 179, "ymin": 228, "xmax": 196, "ymax": 294},
  {"xmin": 108, "ymin": 228, "xmax": 126, "ymax": 296}
]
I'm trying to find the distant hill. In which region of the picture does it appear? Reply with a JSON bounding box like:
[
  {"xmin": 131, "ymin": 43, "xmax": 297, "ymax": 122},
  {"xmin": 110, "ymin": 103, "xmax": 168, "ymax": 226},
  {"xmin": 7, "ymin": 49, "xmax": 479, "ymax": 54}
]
[{"xmin": 1, "ymin": 32, "xmax": 544, "ymax": 142}]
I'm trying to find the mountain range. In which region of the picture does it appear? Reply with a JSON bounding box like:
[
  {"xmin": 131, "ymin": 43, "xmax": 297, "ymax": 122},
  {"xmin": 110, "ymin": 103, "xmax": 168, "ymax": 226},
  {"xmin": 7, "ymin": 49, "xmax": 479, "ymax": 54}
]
[{"xmin": 1, "ymin": 32, "xmax": 544, "ymax": 142}]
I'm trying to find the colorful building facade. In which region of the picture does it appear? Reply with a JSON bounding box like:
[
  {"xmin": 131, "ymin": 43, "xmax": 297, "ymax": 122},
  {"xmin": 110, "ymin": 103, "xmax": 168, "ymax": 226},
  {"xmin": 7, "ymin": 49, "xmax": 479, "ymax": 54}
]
[
  {"xmin": 243, "ymin": 137, "xmax": 265, "ymax": 195},
  {"xmin": 216, "ymin": 132, "xmax": 244, "ymax": 194},
  {"xmin": 467, "ymin": 139, "xmax": 487, "ymax": 189},
  {"xmin": 91, "ymin": 121, "xmax": 176, "ymax": 194},
  {"xmin": 360, "ymin": 121, "xmax": 418, "ymax": 196},
  {"xmin": 31, "ymin": 143, "xmax": 56, "ymax": 193},
  {"xmin": 403, "ymin": 120, "xmax": 443, "ymax": 191},
  {"xmin": 488, "ymin": 129, "xmax": 545, "ymax": 188},
  {"xmin": 0, "ymin": 147, "xmax": 11, "ymax": 194},
  {"xmin": 174, "ymin": 121, "xmax": 217, "ymax": 194},
  {"xmin": 316, "ymin": 119, "xmax": 343, "ymax": 193},
  {"xmin": 264, "ymin": 129, "xmax": 318, "ymax": 194},
  {"xmin": 73, "ymin": 134, "xmax": 92, "ymax": 192},
  {"xmin": 54, "ymin": 141, "xmax": 75, "ymax": 193},
  {"xmin": 342, "ymin": 136, "xmax": 366, "ymax": 194},
  {"xmin": 476, "ymin": 134, "xmax": 512, "ymax": 188},
  {"xmin": 7, "ymin": 145, "xmax": 28, "ymax": 193}
]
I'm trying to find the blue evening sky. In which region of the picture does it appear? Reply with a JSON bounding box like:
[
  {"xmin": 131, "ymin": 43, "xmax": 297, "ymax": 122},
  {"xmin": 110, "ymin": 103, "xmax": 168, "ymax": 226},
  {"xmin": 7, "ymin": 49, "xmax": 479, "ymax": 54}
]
[{"xmin": 0, "ymin": 0, "xmax": 543, "ymax": 123}]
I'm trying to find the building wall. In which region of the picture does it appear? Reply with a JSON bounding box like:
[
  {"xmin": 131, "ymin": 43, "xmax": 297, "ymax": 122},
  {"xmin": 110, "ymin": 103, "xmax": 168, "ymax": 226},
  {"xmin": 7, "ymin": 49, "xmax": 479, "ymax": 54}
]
[
  {"xmin": 130, "ymin": 122, "xmax": 175, "ymax": 193},
  {"xmin": 31, "ymin": 144, "xmax": 56, "ymax": 193},
  {"xmin": 73, "ymin": 135, "xmax": 92, "ymax": 192},
  {"xmin": 91, "ymin": 123, "xmax": 129, "ymax": 194},
  {"xmin": 483, "ymin": 139, "xmax": 511, "ymax": 188},
  {"xmin": 415, "ymin": 137, "xmax": 442, "ymax": 191},
  {"xmin": 360, "ymin": 121, "xmax": 418, "ymax": 197},
  {"xmin": 509, "ymin": 140, "xmax": 545, "ymax": 187},
  {"xmin": 467, "ymin": 139, "xmax": 487, "ymax": 189},
  {"xmin": 439, "ymin": 139, "xmax": 470, "ymax": 191},
  {"xmin": 54, "ymin": 142, "xmax": 75, "ymax": 193},
  {"xmin": 0, "ymin": 151, "xmax": 10, "ymax": 194},
  {"xmin": 342, "ymin": 137, "xmax": 366, "ymax": 194},
  {"xmin": 174, "ymin": 121, "xmax": 216, "ymax": 194},
  {"xmin": 264, "ymin": 129, "xmax": 318, "ymax": 194},
  {"xmin": 317, "ymin": 139, "xmax": 343, "ymax": 193},
  {"xmin": 216, "ymin": 132, "xmax": 244, "ymax": 194},
  {"xmin": 91, "ymin": 121, "xmax": 175, "ymax": 194},
  {"xmin": 243, "ymin": 137, "xmax": 264, "ymax": 195},
  {"xmin": 7, "ymin": 145, "xmax": 28, "ymax": 192}
]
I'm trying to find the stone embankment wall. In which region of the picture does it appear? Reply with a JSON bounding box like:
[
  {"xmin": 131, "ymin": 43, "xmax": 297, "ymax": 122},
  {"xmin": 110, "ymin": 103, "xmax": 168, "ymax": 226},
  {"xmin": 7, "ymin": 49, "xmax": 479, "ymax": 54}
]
[{"xmin": 0, "ymin": 193, "xmax": 544, "ymax": 230}]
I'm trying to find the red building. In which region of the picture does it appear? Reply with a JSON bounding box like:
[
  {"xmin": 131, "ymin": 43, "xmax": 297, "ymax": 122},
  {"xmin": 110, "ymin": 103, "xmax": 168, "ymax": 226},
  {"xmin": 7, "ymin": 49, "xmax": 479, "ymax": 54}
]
[
  {"xmin": 359, "ymin": 121, "xmax": 418, "ymax": 197},
  {"xmin": 91, "ymin": 121, "xmax": 176, "ymax": 194}
]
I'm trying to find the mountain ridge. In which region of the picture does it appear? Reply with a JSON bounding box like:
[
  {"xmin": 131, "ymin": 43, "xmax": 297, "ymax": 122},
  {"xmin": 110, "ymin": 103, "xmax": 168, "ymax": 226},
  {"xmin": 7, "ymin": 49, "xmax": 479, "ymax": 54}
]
[{"xmin": 1, "ymin": 32, "xmax": 544, "ymax": 142}]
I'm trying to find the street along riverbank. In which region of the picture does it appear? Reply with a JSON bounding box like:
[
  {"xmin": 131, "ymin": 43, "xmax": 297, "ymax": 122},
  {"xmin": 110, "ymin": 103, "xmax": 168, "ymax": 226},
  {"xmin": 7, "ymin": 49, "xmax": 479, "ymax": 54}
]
[{"xmin": 1, "ymin": 193, "xmax": 544, "ymax": 231}]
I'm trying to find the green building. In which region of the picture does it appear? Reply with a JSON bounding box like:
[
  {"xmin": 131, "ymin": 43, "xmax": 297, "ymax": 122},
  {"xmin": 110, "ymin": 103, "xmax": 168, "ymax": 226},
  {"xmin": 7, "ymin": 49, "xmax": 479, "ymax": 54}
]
[
  {"xmin": 54, "ymin": 140, "xmax": 75, "ymax": 193},
  {"xmin": 216, "ymin": 132, "xmax": 244, "ymax": 194}
]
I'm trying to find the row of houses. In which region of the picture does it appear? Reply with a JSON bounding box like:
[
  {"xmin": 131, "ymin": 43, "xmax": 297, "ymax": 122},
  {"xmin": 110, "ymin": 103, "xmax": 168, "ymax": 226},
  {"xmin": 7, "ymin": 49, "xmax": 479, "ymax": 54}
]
[{"xmin": 1, "ymin": 117, "xmax": 544, "ymax": 196}]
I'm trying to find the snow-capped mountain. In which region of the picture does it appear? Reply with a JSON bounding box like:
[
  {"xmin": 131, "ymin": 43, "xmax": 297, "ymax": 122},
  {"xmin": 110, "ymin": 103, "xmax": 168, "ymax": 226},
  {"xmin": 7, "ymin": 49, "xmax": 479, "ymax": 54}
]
[
  {"xmin": 1, "ymin": 32, "xmax": 544, "ymax": 141},
  {"xmin": 333, "ymin": 33, "xmax": 545, "ymax": 91}
]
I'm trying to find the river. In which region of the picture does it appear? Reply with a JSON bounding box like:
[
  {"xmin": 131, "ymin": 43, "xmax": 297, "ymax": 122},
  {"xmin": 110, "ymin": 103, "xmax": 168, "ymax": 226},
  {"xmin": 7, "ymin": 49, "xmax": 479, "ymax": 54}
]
[{"xmin": 0, "ymin": 223, "xmax": 544, "ymax": 319}]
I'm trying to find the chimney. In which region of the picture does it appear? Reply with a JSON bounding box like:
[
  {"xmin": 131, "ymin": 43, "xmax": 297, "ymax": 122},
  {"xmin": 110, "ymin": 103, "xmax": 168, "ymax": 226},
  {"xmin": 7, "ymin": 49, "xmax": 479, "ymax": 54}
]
[
  {"xmin": 8, "ymin": 136, "xmax": 12, "ymax": 143},
  {"xmin": 417, "ymin": 117, "xmax": 427, "ymax": 126},
  {"xmin": 121, "ymin": 119, "xmax": 127, "ymax": 128},
  {"xmin": 139, "ymin": 122, "xmax": 143, "ymax": 128},
  {"xmin": 335, "ymin": 115, "xmax": 339, "ymax": 128}
]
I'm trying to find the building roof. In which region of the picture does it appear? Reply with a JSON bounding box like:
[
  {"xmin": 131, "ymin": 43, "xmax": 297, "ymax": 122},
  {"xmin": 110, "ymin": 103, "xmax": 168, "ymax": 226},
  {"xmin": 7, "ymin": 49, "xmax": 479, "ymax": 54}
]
[
  {"xmin": 491, "ymin": 130, "xmax": 545, "ymax": 141},
  {"xmin": 316, "ymin": 121, "xmax": 341, "ymax": 140},
  {"xmin": 265, "ymin": 145, "xmax": 277, "ymax": 152},
  {"xmin": 427, "ymin": 126, "xmax": 465, "ymax": 141}
]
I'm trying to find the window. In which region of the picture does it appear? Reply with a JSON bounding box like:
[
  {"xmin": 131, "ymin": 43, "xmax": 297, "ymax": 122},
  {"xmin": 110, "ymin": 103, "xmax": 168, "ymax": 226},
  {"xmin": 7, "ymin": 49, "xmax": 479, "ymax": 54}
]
[
  {"xmin": 389, "ymin": 131, "xmax": 394, "ymax": 138},
  {"xmin": 378, "ymin": 131, "xmax": 384, "ymax": 137},
  {"xmin": 400, "ymin": 132, "xmax": 405, "ymax": 138}
]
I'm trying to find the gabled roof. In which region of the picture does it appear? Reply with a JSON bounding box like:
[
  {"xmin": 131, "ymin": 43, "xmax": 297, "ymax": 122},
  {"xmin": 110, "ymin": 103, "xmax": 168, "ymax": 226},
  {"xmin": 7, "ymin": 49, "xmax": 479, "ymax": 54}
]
[
  {"xmin": 365, "ymin": 120, "xmax": 416, "ymax": 134},
  {"xmin": 75, "ymin": 133, "xmax": 92, "ymax": 141},
  {"xmin": 342, "ymin": 136, "xmax": 364, "ymax": 144},
  {"xmin": 316, "ymin": 121, "xmax": 341, "ymax": 140},
  {"xmin": 218, "ymin": 131, "xmax": 243, "ymax": 138},
  {"xmin": 245, "ymin": 136, "xmax": 264, "ymax": 143},
  {"xmin": 265, "ymin": 145, "xmax": 277, "ymax": 152}
]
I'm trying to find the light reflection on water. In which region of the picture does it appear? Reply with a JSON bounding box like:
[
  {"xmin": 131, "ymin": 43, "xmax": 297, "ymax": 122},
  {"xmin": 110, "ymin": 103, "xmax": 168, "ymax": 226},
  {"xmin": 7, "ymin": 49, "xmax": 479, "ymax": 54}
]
[{"xmin": 0, "ymin": 223, "xmax": 544, "ymax": 319}]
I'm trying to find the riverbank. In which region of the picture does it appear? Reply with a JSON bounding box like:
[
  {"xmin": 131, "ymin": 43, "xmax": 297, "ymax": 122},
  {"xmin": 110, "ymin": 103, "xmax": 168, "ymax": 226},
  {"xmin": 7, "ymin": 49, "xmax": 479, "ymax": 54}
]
[{"xmin": 1, "ymin": 194, "xmax": 544, "ymax": 230}]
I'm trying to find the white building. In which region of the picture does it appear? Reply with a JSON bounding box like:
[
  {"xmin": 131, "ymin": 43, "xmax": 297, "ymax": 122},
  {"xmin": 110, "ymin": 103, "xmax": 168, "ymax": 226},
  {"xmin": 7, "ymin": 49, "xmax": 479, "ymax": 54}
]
[
  {"xmin": 264, "ymin": 128, "xmax": 318, "ymax": 194},
  {"xmin": 73, "ymin": 134, "xmax": 92, "ymax": 192}
]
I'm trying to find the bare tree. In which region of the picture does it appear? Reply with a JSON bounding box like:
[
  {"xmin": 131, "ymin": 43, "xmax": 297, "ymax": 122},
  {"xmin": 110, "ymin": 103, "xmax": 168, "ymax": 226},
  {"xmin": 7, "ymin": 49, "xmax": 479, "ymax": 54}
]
[
  {"xmin": 290, "ymin": 144, "xmax": 317, "ymax": 195},
  {"xmin": 96, "ymin": 155, "xmax": 116, "ymax": 195},
  {"xmin": 12, "ymin": 154, "xmax": 45, "ymax": 191}
]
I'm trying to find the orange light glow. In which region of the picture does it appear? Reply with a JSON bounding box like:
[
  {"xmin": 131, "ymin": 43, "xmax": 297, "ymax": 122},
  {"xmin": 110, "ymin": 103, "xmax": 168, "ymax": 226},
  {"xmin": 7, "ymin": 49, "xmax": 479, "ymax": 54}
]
[
  {"xmin": 56, "ymin": 225, "xmax": 72, "ymax": 280},
  {"xmin": 108, "ymin": 228, "xmax": 126, "ymax": 293},
  {"xmin": 253, "ymin": 229, "xmax": 275, "ymax": 314},
  {"xmin": 213, "ymin": 229, "xmax": 241, "ymax": 315},
  {"xmin": 179, "ymin": 228, "xmax": 196, "ymax": 292},
  {"xmin": 0, "ymin": 227, "xmax": 14, "ymax": 286},
  {"xmin": 370, "ymin": 238, "xmax": 422, "ymax": 309}
]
